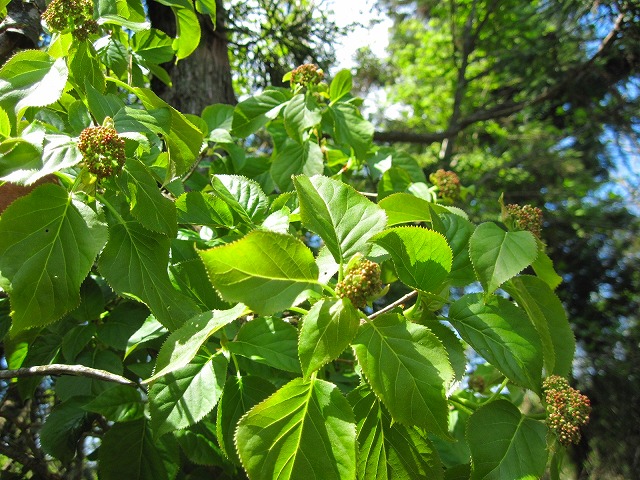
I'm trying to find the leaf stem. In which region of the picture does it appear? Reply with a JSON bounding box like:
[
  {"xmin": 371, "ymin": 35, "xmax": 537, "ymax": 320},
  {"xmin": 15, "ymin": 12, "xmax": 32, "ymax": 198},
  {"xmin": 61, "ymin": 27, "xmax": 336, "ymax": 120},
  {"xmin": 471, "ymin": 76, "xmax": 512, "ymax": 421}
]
[
  {"xmin": 96, "ymin": 192, "xmax": 126, "ymax": 226},
  {"xmin": 487, "ymin": 377, "xmax": 510, "ymax": 402},
  {"xmin": 288, "ymin": 306, "xmax": 309, "ymax": 316},
  {"xmin": 449, "ymin": 395, "xmax": 478, "ymax": 413}
]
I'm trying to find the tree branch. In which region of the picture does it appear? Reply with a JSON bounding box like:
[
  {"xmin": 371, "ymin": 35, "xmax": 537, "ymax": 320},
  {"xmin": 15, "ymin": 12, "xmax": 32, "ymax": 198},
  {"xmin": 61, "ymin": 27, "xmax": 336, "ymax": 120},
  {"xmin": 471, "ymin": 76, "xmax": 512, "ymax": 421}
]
[
  {"xmin": 0, "ymin": 364, "xmax": 138, "ymax": 387},
  {"xmin": 369, "ymin": 290, "xmax": 418, "ymax": 319}
]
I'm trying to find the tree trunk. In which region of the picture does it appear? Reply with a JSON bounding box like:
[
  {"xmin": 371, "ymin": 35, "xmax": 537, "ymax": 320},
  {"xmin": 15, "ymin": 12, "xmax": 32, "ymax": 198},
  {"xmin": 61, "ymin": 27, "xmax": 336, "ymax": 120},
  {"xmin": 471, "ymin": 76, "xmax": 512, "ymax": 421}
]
[{"xmin": 148, "ymin": 0, "xmax": 236, "ymax": 113}]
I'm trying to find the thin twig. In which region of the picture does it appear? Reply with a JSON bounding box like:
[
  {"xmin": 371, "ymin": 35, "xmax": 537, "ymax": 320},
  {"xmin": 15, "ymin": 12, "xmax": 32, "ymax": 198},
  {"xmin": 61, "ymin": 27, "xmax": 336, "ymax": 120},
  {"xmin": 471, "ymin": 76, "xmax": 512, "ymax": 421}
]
[
  {"xmin": 0, "ymin": 364, "xmax": 138, "ymax": 387},
  {"xmin": 369, "ymin": 291, "xmax": 418, "ymax": 320}
]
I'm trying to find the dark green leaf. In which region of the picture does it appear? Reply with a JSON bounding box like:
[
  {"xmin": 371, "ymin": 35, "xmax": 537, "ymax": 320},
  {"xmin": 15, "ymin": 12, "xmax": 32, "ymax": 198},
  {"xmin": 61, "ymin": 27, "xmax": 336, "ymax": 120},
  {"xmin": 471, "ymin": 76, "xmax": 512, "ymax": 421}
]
[
  {"xmin": 235, "ymin": 377, "xmax": 356, "ymax": 480},
  {"xmin": 467, "ymin": 400, "xmax": 547, "ymax": 480},
  {"xmin": 299, "ymin": 298, "xmax": 360, "ymax": 379},
  {"xmin": 294, "ymin": 174, "xmax": 387, "ymax": 263},
  {"xmin": 149, "ymin": 354, "xmax": 228, "ymax": 438},
  {"xmin": 271, "ymin": 139, "xmax": 324, "ymax": 191},
  {"xmin": 352, "ymin": 313, "xmax": 453, "ymax": 438},
  {"xmin": 98, "ymin": 418, "xmax": 170, "ymax": 480},
  {"xmin": 469, "ymin": 222, "xmax": 537, "ymax": 294},
  {"xmin": 40, "ymin": 397, "xmax": 92, "ymax": 463},
  {"xmin": 83, "ymin": 385, "xmax": 144, "ymax": 422},
  {"xmin": 216, "ymin": 375, "xmax": 277, "ymax": 463},
  {"xmin": 0, "ymin": 184, "xmax": 107, "ymax": 333},
  {"xmin": 115, "ymin": 158, "xmax": 177, "ymax": 236},
  {"xmin": 232, "ymin": 89, "xmax": 289, "ymax": 137},
  {"xmin": 505, "ymin": 276, "xmax": 575, "ymax": 377},
  {"xmin": 348, "ymin": 385, "xmax": 444, "ymax": 480},
  {"xmin": 449, "ymin": 293, "xmax": 543, "ymax": 392},
  {"xmin": 228, "ymin": 316, "xmax": 300, "ymax": 373}
]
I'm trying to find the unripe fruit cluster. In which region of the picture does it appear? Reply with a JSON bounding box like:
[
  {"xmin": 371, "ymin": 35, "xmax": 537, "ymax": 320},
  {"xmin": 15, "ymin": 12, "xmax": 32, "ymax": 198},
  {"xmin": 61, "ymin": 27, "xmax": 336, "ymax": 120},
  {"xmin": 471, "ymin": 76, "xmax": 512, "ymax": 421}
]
[
  {"xmin": 542, "ymin": 375, "xmax": 591, "ymax": 446},
  {"xmin": 430, "ymin": 169, "xmax": 461, "ymax": 200},
  {"xmin": 506, "ymin": 203, "xmax": 543, "ymax": 238},
  {"xmin": 336, "ymin": 259, "xmax": 383, "ymax": 309},
  {"xmin": 290, "ymin": 64, "xmax": 325, "ymax": 88},
  {"xmin": 77, "ymin": 123, "xmax": 126, "ymax": 178},
  {"xmin": 42, "ymin": 0, "xmax": 98, "ymax": 40}
]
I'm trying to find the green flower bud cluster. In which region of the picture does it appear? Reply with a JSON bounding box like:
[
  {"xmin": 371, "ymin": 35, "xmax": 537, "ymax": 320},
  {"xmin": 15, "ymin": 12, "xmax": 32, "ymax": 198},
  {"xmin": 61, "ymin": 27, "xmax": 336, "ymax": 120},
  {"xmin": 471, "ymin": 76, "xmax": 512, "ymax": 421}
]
[
  {"xmin": 429, "ymin": 169, "xmax": 461, "ymax": 200},
  {"xmin": 77, "ymin": 121, "xmax": 126, "ymax": 178},
  {"xmin": 290, "ymin": 64, "xmax": 325, "ymax": 88},
  {"xmin": 506, "ymin": 203, "xmax": 543, "ymax": 238},
  {"xmin": 336, "ymin": 259, "xmax": 383, "ymax": 309},
  {"xmin": 42, "ymin": 0, "xmax": 98, "ymax": 40},
  {"xmin": 542, "ymin": 375, "xmax": 591, "ymax": 446}
]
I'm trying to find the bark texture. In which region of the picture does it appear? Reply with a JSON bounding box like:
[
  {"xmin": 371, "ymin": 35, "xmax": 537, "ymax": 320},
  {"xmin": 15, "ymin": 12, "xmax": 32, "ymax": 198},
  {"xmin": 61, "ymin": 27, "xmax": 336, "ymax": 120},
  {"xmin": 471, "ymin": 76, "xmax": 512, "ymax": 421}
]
[{"xmin": 148, "ymin": 0, "xmax": 236, "ymax": 113}]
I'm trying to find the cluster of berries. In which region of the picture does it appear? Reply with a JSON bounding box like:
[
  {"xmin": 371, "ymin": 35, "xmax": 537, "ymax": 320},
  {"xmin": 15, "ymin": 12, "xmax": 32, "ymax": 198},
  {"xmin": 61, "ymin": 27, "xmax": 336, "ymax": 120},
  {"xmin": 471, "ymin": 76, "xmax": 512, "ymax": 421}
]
[
  {"xmin": 542, "ymin": 375, "xmax": 591, "ymax": 446},
  {"xmin": 336, "ymin": 259, "xmax": 383, "ymax": 309},
  {"xmin": 429, "ymin": 169, "xmax": 461, "ymax": 200},
  {"xmin": 505, "ymin": 203, "xmax": 543, "ymax": 238},
  {"xmin": 77, "ymin": 120, "xmax": 126, "ymax": 178},
  {"xmin": 290, "ymin": 64, "xmax": 325, "ymax": 88},
  {"xmin": 41, "ymin": 0, "xmax": 98, "ymax": 40}
]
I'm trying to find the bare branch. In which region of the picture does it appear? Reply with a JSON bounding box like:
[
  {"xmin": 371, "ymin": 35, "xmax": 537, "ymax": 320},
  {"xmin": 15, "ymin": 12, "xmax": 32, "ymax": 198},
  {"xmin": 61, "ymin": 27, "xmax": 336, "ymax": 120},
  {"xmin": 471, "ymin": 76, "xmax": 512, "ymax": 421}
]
[
  {"xmin": 369, "ymin": 291, "xmax": 418, "ymax": 320},
  {"xmin": 0, "ymin": 364, "xmax": 138, "ymax": 387}
]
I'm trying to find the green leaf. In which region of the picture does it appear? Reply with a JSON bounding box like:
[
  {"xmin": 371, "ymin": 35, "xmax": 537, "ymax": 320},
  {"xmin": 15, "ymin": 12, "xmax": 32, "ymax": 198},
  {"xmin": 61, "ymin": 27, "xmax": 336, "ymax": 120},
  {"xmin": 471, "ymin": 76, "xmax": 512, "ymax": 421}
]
[
  {"xmin": 1, "ymin": 134, "xmax": 83, "ymax": 185},
  {"xmin": 271, "ymin": 139, "xmax": 324, "ymax": 191},
  {"xmin": 134, "ymin": 87, "xmax": 203, "ymax": 175},
  {"xmin": 373, "ymin": 227, "xmax": 453, "ymax": 294},
  {"xmin": 69, "ymin": 42, "xmax": 105, "ymax": 93},
  {"xmin": 113, "ymin": 106, "xmax": 171, "ymax": 135},
  {"xmin": 198, "ymin": 230, "xmax": 319, "ymax": 315},
  {"xmin": 299, "ymin": 298, "xmax": 360, "ymax": 379},
  {"xmin": 202, "ymin": 103, "xmax": 234, "ymax": 132},
  {"xmin": 83, "ymin": 385, "xmax": 145, "ymax": 422},
  {"xmin": 428, "ymin": 322, "xmax": 467, "ymax": 381},
  {"xmin": 95, "ymin": 0, "xmax": 150, "ymax": 31},
  {"xmin": 228, "ymin": 316, "xmax": 301, "ymax": 373},
  {"xmin": 367, "ymin": 148, "xmax": 426, "ymax": 183},
  {"xmin": 0, "ymin": 184, "xmax": 107, "ymax": 333},
  {"xmin": 174, "ymin": 421, "xmax": 227, "ymax": 466},
  {"xmin": 175, "ymin": 191, "xmax": 235, "ymax": 227},
  {"xmin": 131, "ymin": 29, "xmax": 175, "ymax": 64},
  {"xmin": 210, "ymin": 174, "xmax": 269, "ymax": 225},
  {"xmin": 330, "ymin": 69, "xmax": 353, "ymax": 103},
  {"xmin": 440, "ymin": 213, "xmax": 477, "ymax": 286},
  {"xmin": 283, "ymin": 94, "xmax": 322, "ymax": 143},
  {"xmin": 148, "ymin": 303, "xmax": 247, "ymax": 382},
  {"xmin": 40, "ymin": 397, "xmax": 92, "ymax": 463},
  {"xmin": 327, "ymin": 102, "xmax": 373, "ymax": 159},
  {"xmin": 62, "ymin": 324, "xmax": 96, "ymax": 361},
  {"xmin": 504, "ymin": 276, "xmax": 575, "ymax": 377},
  {"xmin": 115, "ymin": 159, "xmax": 177, "ymax": 236},
  {"xmin": 469, "ymin": 223, "xmax": 538, "ymax": 294},
  {"xmin": 348, "ymin": 385, "xmax": 444, "ymax": 480},
  {"xmin": 0, "ymin": 50, "xmax": 68, "ymax": 122},
  {"xmin": 467, "ymin": 400, "xmax": 547, "ymax": 480},
  {"xmin": 377, "ymin": 168, "xmax": 413, "ymax": 200},
  {"xmin": 352, "ymin": 313, "xmax": 454, "ymax": 438},
  {"xmin": 449, "ymin": 293, "xmax": 543, "ymax": 391},
  {"xmin": 126, "ymin": 315, "xmax": 167, "ymax": 358},
  {"xmin": 0, "ymin": 107, "xmax": 10, "ymax": 138},
  {"xmin": 149, "ymin": 354, "xmax": 228, "ymax": 438},
  {"xmin": 378, "ymin": 193, "xmax": 445, "ymax": 227},
  {"xmin": 232, "ymin": 88, "xmax": 289, "ymax": 137},
  {"xmin": 235, "ymin": 377, "xmax": 356, "ymax": 480},
  {"xmin": 531, "ymin": 240, "xmax": 562, "ymax": 290},
  {"xmin": 216, "ymin": 375, "xmax": 277, "ymax": 463},
  {"xmin": 154, "ymin": 0, "xmax": 201, "ymax": 60},
  {"xmin": 98, "ymin": 418, "xmax": 171, "ymax": 480},
  {"xmin": 86, "ymin": 82, "xmax": 126, "ymax": 124},
  {"xmin": 294, "ymin": 175, "xmax": 387, "ymax": 263},
  {"xmin": 98, "ymin": 206, "xmax": 201, "ymax": 331}
]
